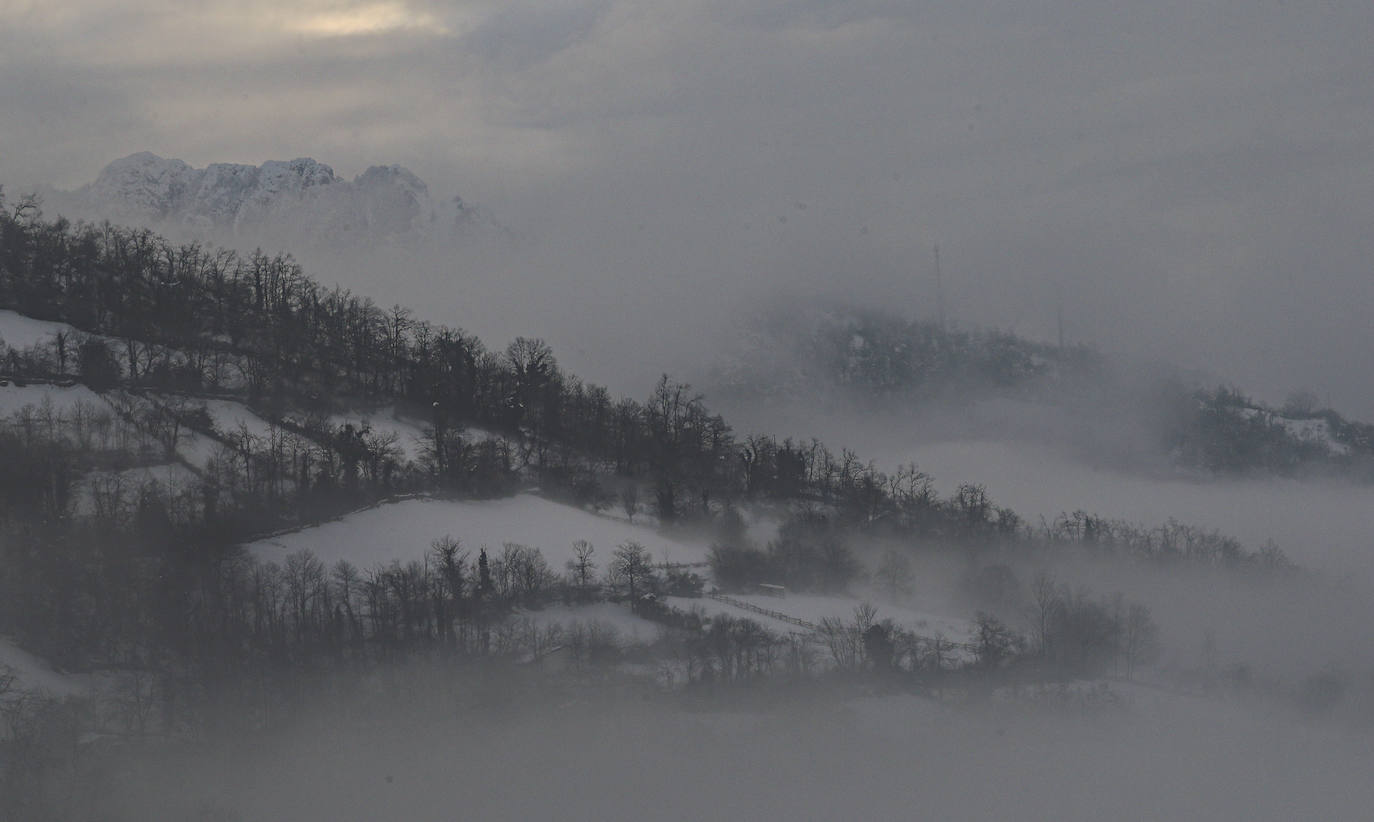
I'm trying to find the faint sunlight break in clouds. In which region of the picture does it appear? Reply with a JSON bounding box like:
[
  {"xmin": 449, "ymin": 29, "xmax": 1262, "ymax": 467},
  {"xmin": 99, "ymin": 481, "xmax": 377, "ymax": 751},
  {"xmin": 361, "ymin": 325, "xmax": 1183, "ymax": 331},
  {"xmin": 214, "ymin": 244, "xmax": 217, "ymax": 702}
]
[{"xmin": 286, "ymin": 1, "xmax": 450, "ymax": 38}]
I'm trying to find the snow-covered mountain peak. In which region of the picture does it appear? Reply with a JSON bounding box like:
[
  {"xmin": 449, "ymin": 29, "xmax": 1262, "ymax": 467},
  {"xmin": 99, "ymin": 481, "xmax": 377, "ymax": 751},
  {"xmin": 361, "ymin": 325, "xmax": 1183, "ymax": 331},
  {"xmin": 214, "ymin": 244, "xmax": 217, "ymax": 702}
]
[
  {"xmin": 355, "ymin": 163, "xmax": 426, "ymax": 192},
  {"xmin": 257, "ymin": 157, "xmax": 340, "ymax": 194},
  {"xmin": 86, "ymin": 152, "xmax": 200, "ymax": 220},
  {"xmin": 42, "ymin": 152, "xmax": 496, "ymax": 248},
  {"xmin": 354, "ymin": 164, "xmax": 435, "ymax": 235}
]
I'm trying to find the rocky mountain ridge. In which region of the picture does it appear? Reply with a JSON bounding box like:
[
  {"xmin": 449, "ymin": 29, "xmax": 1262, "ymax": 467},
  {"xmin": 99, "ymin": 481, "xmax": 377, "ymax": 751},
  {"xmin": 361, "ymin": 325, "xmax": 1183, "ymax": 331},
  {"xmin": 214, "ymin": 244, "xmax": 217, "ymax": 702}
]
[{"xmin": 39, "ymin": 152, "xmax": 487, "ymax": 247}]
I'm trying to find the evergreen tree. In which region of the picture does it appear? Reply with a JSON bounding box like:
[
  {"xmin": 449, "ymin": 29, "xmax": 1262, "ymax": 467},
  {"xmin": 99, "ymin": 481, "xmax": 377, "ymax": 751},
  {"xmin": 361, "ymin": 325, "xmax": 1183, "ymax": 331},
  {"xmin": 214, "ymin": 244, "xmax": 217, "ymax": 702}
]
[{"xmin": 477, "ymin": 548, "xmax": 493, "ymax": 598}]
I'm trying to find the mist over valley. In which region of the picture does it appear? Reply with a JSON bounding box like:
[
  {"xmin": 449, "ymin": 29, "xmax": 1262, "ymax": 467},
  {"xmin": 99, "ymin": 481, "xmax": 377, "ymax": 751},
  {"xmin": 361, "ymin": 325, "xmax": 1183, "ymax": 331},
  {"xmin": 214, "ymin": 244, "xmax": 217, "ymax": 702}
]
[{"xmin": 5, "ymin": 1, "xmax": 1374, "ymax": 818}]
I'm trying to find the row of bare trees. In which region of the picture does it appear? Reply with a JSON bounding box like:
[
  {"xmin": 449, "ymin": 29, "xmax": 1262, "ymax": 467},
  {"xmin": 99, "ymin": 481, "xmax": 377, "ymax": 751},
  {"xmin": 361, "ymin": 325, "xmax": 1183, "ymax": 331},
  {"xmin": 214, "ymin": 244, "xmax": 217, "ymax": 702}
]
[{"xmin": 3, "ymin": 204, "xmax": 1335, "ymax": 563}]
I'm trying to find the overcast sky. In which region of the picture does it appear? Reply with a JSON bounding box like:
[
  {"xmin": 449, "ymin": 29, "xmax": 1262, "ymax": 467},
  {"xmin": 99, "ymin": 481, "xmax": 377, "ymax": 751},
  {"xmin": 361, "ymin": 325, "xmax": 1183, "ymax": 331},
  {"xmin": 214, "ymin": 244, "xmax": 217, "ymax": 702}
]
[{"xmin": 3, "ymin": 0, "xmax": 1373, "ymax": 411}]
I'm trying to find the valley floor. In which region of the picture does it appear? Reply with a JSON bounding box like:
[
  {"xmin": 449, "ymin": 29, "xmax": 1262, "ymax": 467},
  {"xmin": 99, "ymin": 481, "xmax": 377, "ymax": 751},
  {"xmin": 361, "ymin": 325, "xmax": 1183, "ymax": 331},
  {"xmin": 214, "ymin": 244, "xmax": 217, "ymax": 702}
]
[{"xmin": 68, "ymin": 672, "xmax": 1374, "ymax": 822}]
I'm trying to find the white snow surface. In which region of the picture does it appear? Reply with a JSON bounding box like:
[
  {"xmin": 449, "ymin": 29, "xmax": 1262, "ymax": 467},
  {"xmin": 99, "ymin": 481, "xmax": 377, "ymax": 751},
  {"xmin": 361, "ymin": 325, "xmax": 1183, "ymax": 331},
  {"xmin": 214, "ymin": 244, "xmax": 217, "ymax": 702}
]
[
  {"xmin": 176, "ymin": 427, "xmax": 227, "ymax": 469},
  {"xmin": 739, "ymin": 592, "xmax": 976, "ymax": 641},
  {"xmin": 669, "ymin": 592, "xmax": 976, "ymax": 645},
  {"xmin": 329, "ymin": 407, "xmax": 430, "ymax": 463},
  {"xmin": 0, "ymin": 310, "xmax": 76, "ymax": 351},
  {"xmin": 46, "ymin": 152, "xmax": 454, "ymax": 246},
  {"xmin": 248, "ymin": 494, "xmax": 712, "ymax": 572},
  {"xmin": 0, "ymin": 382, "xmax": 107, "ymax": 418},
  {"xmin": 0, "ymin": 637, "xmax": 82, "ymax": 698},
  {"xmin": 129, "ymin": 396, "xmax": 277, "ymax": 468},
  {"xmin": 202, "ymin": 398, "xmax": 281, "ymax": 441},
  {"xmin": 1238, "ymin": 406, "xmax": 1350, "ymax": 455},
  {"xmin": 1278, "ymin": 416, "xmax": 1349, "ymax": 455}
]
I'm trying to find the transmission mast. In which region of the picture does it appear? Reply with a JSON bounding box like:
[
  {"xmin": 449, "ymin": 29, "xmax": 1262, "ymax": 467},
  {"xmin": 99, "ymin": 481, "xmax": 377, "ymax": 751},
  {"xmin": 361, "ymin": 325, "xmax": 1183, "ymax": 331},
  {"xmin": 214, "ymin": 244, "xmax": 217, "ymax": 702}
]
[
  {"xmin": 934, "ymin": 244, "xmax": 946, "ymax": 331},
  {"xmin": 1056, "ymin": 281, "xmax": 1065, "ymax": 351}
]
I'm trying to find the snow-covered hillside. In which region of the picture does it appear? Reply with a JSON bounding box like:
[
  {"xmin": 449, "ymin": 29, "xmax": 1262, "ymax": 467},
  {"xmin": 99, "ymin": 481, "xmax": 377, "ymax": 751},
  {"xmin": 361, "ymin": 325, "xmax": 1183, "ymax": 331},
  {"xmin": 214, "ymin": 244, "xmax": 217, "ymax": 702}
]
[
  {"xmin": 201, "ymin": 398, "xmax": 281, "ymax": 442},
  {"xmin": 0, "ymin": 637, "xmax": 82, "ymax": 698},
  {"xmin": 247, "ymin": 494, "xmax": 713, "ymax": 571},
  {"xmin": 0, "ymin": 309, "xmax": 78, "ymax": 352},
  {"xmin": 674, "ymin": 592, "xmax": 977, "ymax": 647},
  {"xmin": 1239, "ymin": 405, "xmax": 1350, "ymax": 456},
  {"xmin": 0, "ymin": 382, "xmax": 107, "ymax": 417},
  {"xmin": 247, "ymin": 493, "xmax": 979, "ymax": 653},
  {"xmin": 328, "ymin": 406, "xmax": 431, "ymax": 463}
]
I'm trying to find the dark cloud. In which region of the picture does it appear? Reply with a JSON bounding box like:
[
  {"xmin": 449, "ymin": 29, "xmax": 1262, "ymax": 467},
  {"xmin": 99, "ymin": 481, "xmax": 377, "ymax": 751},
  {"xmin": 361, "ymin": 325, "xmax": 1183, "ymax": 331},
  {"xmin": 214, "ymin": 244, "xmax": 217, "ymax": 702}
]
[{"xmin": 459, "ymin": 0, "xmax": 609, "ymax": 72}]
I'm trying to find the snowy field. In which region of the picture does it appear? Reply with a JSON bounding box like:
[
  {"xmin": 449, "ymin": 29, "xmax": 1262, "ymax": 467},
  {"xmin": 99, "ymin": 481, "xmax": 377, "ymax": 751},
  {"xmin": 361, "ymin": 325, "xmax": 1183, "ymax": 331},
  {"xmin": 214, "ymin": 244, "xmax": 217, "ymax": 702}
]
[
  {"xmin": 1239, "ymin": 406, "xmax": 1349, "ymax": 455},
  {"xmin": 329, "ymin": 406, "xmax": 430, "ymax": 463},
  {"xmin": 164, "ymin": 397, "xmax": 288, "ymax": 467},
  {"xmin": 731, "ymin": 592, "xmax": 973, "ymax": 641},
  {"xmin": 0, "ymin": 309, "xmax": 76, "ymax": 351},
  {"xmin": 1278, "ymin": 415, "xmax": 1348, "ymax": 454},
  {"xmin": 1276, "ymin": 416, "xmax": 1348, "ymax": 455},
  {"xmin": 202, "ymin": 398, "xmax": 281, "ymax": 441},
  {"xmin": 175, "ymin": 427, "xmax": 228, "ymax": 468},
  {"xmin": 0, "ymin": 637, "xmax": 82, "ymax": 698},
  {"xmin": 248, "ymin": 494, "xmax": 714, "ymax": 571},
  {"xmin": 0, "ymin": 382, "xmax": 107, "ymax": 418},
  {"xmin": 668, "ymin": 592, "xmax": 976, "ymax": 646}
]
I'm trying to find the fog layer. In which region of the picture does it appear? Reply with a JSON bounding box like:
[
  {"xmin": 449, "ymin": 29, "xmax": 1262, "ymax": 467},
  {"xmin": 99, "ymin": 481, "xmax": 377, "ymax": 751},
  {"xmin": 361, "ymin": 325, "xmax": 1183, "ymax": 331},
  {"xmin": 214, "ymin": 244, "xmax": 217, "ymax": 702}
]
[
  {"xmin": 90, "ymin": 675, "xmax": 1374, "ymax": 822},
  {"xmin": 5, "ymin": 0, "xmax": 1374, "ymax": 412}
]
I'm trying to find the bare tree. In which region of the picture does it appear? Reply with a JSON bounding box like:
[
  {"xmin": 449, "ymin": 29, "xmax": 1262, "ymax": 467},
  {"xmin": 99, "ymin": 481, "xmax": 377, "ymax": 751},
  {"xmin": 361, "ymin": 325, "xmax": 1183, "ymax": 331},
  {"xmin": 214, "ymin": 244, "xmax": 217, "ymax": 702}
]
[
  {"xmin": 875, "ymin": 547, "xmax": 915, "ymax": 599},
  {"xmin": 973, "ymin": 612, "xmax": 1023, "ymax": 670},
  {"xmin": 608, "ymin": 540, "xmax": 655, "ymax": 604},
  {"xmin": 919, "ymin": 634, "xmax": 957, "ymax": 673},
  {"xmin": 566, "ymin": 540, "xmax": 597, "ymax": 600},
  {"xmin": 331, "ymin": 560, "xmax": 363, "ymax": 642},
  {"xmin": 283, "ymin": 549, "xmax": 326, "ymax": 643},
  {"xmin": 818, "ymin": 616, "xmax": 861, "ymax": 671},
  {"xmin": 87, "ymin": 470, "xmax": 129, "ymax": 527},
  {"xmin": 429, "ymin": 536, "xmax": 467, "ymax": 641}
]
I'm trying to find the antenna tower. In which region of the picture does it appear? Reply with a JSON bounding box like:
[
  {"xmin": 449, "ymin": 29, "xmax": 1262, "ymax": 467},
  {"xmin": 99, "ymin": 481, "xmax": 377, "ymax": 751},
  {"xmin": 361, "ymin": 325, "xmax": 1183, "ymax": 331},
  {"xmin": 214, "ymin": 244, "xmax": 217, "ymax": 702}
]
[
  {"xmin": 1056, "ymin": 282, "xmax": 1065, "ymax": 351},
  {"xmin": 934, "ymin": 244, "xmax": 945, "ymax": 331}
]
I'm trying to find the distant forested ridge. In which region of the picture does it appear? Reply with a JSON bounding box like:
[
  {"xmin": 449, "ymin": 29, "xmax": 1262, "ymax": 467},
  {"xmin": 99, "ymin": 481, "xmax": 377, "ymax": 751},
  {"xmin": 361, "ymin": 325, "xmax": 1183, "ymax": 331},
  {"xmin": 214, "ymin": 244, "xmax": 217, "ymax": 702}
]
[
  {"xmin": 710, "ymin": 302, "xmax": 1104, "ymax": 405},
  {"xmin": 710, "ymin": 300, "xmax": 1374, "ymax": 479}
]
